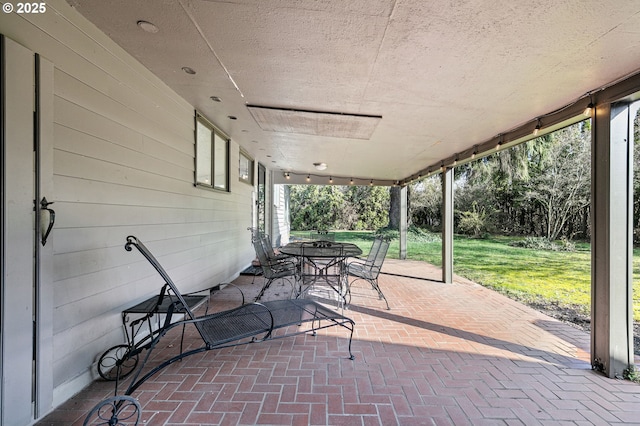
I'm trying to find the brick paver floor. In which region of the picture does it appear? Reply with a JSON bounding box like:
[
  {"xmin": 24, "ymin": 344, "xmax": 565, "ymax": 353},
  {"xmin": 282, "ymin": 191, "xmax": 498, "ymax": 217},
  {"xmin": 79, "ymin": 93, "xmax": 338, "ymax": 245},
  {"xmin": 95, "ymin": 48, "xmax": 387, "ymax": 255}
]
[{"xmin": 37, "ymin": 259, "xmax": 640, "ymax": 425}]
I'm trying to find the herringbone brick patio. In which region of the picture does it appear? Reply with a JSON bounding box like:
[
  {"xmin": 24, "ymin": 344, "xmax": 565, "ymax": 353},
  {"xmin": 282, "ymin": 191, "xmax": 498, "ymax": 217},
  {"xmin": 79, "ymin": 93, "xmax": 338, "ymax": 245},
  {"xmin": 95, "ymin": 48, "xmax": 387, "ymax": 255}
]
[{"xmin": 37, "ymin": 259, "xmax": 640, "ymax": 425}]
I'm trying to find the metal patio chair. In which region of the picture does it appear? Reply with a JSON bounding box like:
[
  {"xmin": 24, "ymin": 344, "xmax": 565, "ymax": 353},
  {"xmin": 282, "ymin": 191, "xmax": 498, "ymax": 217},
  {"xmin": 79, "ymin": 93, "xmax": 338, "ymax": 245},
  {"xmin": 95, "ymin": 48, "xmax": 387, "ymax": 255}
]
[
  {"xmin": 345, "ymin": 237, "xmax": 390, "ymax": 309},
  {"xmin": 253, "ymin": 236, "xmax": 298, "ymax": 301}
]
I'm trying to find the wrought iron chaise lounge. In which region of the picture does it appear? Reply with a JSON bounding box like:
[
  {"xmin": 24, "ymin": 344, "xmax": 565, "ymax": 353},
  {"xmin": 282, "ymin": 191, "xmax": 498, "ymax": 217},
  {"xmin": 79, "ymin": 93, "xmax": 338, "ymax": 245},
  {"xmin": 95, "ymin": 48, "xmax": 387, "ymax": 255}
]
[{"xmin": 84, "ymin": 235, "xmax": 355, "ymax": 425}]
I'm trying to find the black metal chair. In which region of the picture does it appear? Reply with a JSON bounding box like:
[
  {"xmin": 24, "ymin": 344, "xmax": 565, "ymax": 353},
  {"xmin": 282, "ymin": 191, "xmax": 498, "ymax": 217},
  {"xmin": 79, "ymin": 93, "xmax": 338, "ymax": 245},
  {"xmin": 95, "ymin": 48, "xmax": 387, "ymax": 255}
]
[
  {"xmin": 345, "ymin": 237, "xmax": 390, "ymax": 309},
  {"xmin": 309, "ymin": 230, "xmax": 335, "ymax": 241},
  {"xmin": 252, "ymin": 236, "xmax": 298, "ymax": 301}
]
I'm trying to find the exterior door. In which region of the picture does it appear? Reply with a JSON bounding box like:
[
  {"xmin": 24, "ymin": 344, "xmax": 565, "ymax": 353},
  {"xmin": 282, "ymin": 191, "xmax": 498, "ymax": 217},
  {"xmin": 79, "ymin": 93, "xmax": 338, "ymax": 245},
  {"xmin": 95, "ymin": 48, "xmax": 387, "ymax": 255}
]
[{"xmin": 1, "ymin": 35, "xmax": 54, "ymax": 426}]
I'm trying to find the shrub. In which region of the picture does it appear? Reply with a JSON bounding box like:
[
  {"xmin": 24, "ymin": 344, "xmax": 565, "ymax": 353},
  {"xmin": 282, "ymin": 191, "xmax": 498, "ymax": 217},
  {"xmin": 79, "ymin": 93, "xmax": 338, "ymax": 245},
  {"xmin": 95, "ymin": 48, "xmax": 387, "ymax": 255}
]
[
  {"xmin": 509, "ymin": 236, "xmax": 576, "ymax": 252},
  {"xmin": 456, "ymin": 203, "xmax": 489, "ymax": 238}
]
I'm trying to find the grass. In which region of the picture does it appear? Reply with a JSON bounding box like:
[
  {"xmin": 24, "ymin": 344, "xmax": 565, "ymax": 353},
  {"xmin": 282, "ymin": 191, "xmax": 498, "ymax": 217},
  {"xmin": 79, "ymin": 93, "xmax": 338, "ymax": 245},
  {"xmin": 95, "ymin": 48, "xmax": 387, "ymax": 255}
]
[{"xmin": 291, "ymin": 230, "xmax": 640, "ymax": 321}]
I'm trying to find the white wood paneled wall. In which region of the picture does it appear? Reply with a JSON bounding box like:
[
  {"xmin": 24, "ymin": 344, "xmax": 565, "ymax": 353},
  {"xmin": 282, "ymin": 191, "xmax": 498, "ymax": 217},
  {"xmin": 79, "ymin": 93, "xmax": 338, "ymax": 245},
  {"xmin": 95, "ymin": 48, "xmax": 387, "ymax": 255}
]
[{"xmin": 1, "ymin": 0, "xmax": 255, "ymax": 412}]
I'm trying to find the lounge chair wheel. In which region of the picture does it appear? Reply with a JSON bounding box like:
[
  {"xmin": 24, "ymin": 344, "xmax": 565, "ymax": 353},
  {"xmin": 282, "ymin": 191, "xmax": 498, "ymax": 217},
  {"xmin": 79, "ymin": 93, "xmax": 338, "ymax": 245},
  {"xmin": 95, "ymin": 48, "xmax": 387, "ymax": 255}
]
[
  {"xmin": 98, "ymin": 344, "xmax": 139, "ymax": 381},
  {"xmin": 83, "ymin": 395, "xmax": 141, "ymax": 425}
]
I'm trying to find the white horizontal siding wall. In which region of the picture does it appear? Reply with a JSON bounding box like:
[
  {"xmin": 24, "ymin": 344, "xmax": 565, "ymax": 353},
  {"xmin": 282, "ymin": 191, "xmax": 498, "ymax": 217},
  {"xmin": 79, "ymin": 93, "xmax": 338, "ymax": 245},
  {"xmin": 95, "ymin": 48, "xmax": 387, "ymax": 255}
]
[
  {"xmin": 0, "ymin": 0, "xmax": 255, "ymax": 409},
  {"xmin": 272, "ymin": 183, "xmax": 290, "ymax": 247}
]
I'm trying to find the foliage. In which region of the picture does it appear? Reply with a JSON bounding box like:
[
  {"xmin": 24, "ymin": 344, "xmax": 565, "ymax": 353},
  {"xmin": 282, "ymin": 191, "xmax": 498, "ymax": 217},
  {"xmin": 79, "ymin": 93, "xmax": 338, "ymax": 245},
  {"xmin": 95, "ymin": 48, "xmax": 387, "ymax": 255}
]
[
  {"xmin": 408, "ymin": 225, "xmax": 442, "ymax": 242},
  {"xmin": 289, "ymin": 185, "xmax": 389, "ymax": 231},
  {"xmin": 289, "ymin": 185, "xmax": 345, "ymax": 231},
  {"xmin": 519, "ymin": 124, "xmax": 591, "ymax": 240},
  {"xmin": 509, "ymin": 236, "xmax": 576, "ymax": 252},
  {"xmin": 408, "ymin": 176, "xmax": 442, "ymax": 230},
  {"xmin": 634, "ymin": 112, "xmax": 640, "ymax": 243},
  {"xmin": 343, "ymin": 185, "xmax": 390, "ymax": 230},
  {"xmin": 623, "ymin": 365, "xmax": 640, "ymax": 383},
  {"xmin": 412, "ymin": 121, "xmax": 593, "ymax": 241},
  {"xmin": 456, "ymin": 202, "xmax": 489, "ymax": 238}
]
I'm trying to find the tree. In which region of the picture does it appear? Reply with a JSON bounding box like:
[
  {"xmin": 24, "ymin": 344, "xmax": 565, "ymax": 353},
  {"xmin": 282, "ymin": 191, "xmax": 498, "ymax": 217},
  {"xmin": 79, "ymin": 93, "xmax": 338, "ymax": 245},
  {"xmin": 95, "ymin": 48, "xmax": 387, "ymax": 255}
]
[
  {"xmin": 288, "ymin": 185, "xmax": 389, "ymax": 231},
  {"xmin": 408, "ymin": 176, "xmax": 441, "ymax": 231},
  {"xmin": 289, "ymin": 185, "xmax": 345, "ymax": 230},
  {"xmin": 343, "ymin": 185, "xmax": 389, "ymax": 230},
  {"xmin": 520, "ymin": 123, "xmax": 591, "ymax": 240},
  {"xmin": 387, "ymin": 186, "xmax": 402, "ymax": 230}
]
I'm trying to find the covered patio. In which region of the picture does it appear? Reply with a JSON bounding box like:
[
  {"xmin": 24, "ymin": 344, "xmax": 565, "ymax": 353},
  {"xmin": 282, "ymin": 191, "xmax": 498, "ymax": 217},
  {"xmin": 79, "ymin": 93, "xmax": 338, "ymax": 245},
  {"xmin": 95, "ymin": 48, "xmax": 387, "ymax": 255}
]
[
  {"xmin": 36, "ymin": 260, "xmax": 639, "ymax": 425},
  {"xmin": 2, "ymin": 0, "xmax": 640, "ymax": 424}
]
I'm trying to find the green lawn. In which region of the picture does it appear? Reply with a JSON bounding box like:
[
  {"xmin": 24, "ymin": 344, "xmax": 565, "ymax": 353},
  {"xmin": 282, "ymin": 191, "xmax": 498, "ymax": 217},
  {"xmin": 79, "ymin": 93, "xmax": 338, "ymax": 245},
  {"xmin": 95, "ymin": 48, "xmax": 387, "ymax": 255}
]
[{"xmin": 292, "ymin": 230, "xmax": 640, "ymax": 321}]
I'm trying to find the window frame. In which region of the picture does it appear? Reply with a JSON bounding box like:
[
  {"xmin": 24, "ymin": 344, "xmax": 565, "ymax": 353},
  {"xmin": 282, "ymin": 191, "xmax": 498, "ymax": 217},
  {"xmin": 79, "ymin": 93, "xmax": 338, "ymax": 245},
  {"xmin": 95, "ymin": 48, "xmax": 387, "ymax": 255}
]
[
  {"xmin": 195, "ymin": 112, "xmax": 230, "ymax": 192},
  {"xmin": 239, "ymin": 149, "xmax": 254, "ymax": 185}
]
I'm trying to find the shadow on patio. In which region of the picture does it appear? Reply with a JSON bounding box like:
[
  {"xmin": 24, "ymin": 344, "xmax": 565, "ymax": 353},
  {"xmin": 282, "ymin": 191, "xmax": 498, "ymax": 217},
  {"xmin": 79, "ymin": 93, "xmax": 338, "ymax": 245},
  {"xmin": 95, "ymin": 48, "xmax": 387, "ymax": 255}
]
[{"xmin": 37, "ymin": 259, "xmax": 640, "ymax": 425}]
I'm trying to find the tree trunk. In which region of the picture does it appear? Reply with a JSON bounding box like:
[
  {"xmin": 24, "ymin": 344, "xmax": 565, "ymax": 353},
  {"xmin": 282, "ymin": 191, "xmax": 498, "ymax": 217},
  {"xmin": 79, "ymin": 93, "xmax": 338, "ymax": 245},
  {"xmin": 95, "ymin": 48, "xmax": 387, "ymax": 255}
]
[{"xmin": 388, "ymin": 186, "xmax": 402, "ymax": 230}]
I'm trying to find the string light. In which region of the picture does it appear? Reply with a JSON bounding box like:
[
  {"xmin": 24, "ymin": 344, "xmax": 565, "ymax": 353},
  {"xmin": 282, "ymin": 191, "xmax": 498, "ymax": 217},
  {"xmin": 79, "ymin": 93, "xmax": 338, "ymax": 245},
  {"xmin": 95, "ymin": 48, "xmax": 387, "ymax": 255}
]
[{"xmin": 584, "ymin": 95, "xmax": 594, "ymax": 117}]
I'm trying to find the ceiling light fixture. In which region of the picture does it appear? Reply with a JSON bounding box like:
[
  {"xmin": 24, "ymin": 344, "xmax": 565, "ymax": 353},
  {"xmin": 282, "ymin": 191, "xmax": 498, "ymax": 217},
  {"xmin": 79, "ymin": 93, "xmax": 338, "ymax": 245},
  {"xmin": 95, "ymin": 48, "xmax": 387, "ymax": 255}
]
[
  {"xmin": 329, "ymin": 176, "xmax": 333, "ymax": 183},
  {"xmin": 350, "ymin": 178, "xmax": 354, "ymax": 185},
  {"xmin": 313, "ymin": 162, "xmax": 327, "ymax": 171},
  {"xmin": 533, "ymin": 119, "xmax": 541, "ymax": 136},
  {"xmin": 137, "ymin": 20, "xmax": 159, "ymax": 33},
  {"xmin": 471, "ymin": 146, "xmax": 478, "ymax": 159},
  {"xmin": 284, "ymin": 172, "xmax": 290, "ymax": 179},
  {"xmin": 306, "ymin": 174, "xmax": 310, "ymax": 182},
  {"xmin": 210, "ymin": 96, "xmax": 222, "ymax": 102},
  {"xmin": 228, "ymin": 115, "xmax": 237, "ymax": 120},
  {"xmin": 181, "ymin": 66, "xmax": 196, "ymax": 75},
  {"xmin": 369, "ymin": 180, "xmax": 373, "ymax": 186}
]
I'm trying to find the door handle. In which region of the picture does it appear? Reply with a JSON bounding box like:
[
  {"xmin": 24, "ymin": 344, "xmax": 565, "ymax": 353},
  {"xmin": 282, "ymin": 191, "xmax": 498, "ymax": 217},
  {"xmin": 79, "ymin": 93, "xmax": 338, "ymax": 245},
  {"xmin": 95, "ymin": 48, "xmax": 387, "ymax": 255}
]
[{"xmin": 40, "ymin": 197, "xmax": 55, "ymax": 246}]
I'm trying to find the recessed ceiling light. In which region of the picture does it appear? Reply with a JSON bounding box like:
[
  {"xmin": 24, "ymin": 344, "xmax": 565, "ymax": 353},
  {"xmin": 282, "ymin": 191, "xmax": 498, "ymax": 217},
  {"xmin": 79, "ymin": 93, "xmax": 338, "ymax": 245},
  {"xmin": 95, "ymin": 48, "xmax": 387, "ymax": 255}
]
[
  {"xmin": 313, "ymin": 162, "xmax": 327, "ymax": 171},
  {"xmin": 137, "ymin": 20, "xmax": 159, "ymax": 33},
  {"xmin": 181, "ymin": 67, "xmax": 196, "ymax": 75},
  {"xmin": 210, "ymin": 96, "xmax": 222, "ymax": 102}
]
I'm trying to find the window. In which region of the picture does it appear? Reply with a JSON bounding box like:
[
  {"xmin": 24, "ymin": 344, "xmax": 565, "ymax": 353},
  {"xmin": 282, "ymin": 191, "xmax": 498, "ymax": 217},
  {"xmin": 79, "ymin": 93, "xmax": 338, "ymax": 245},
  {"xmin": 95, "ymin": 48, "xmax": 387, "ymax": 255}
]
[
  {"xmin": 195, "ymin": 113, "xmax": 229, "ymax": 191},
  {"xmin": 239, "ymin": 150, "xmax": 254, "ymax": 184}
]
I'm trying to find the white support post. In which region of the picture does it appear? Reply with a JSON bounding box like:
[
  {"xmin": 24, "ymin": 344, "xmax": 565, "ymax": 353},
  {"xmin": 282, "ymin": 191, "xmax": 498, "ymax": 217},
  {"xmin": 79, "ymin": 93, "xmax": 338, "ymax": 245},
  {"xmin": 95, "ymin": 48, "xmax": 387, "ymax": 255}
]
[
  {"xmin": 591, "ymin": 101, "xmax": 637, "ymax": 378},
  {"xmin": 399, "ymin": 186, "xmax": 407, "ymax": 260},
  {"xmin": 442, "ymin": 168, "xmax": 454, "ymax": 283}
]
